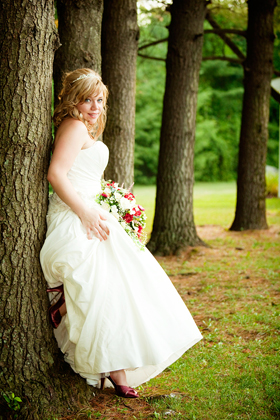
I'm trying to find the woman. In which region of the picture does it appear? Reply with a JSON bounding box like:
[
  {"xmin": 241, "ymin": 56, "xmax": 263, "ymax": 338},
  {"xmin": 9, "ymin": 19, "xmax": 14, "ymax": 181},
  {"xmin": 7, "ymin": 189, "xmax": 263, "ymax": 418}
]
[{"xmin": 40, "ymin": 68, "xmax": 202, "ymax": 398}]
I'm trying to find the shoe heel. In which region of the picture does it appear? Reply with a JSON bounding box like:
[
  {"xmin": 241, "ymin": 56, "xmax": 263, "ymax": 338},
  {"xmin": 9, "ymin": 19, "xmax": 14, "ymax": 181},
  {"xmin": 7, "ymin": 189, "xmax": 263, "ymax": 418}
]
[
  {"xmin": 101, "ymin": 377, "xmax": 105, "ymax": 390},
  {"xmin": 49, "ymin": 293, "xmax": 65, "ymax": 328}
]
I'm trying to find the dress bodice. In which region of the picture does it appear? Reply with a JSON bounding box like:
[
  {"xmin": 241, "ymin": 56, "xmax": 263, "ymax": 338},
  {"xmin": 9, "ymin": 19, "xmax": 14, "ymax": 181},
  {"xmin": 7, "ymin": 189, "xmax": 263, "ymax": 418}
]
[
  {"xmin": 67, "ymin": 141, "xmax": 109, "ymax": 196},
  {"xmin": 48, "ymin": 141, "xmax": 109, "ymax": 214}
]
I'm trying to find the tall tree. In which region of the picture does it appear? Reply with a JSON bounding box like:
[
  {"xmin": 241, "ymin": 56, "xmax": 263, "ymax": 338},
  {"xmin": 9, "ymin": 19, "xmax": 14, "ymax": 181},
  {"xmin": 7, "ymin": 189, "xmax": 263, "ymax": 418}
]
[
  {"xmin": 148, "ymin": 0, "xmax": 206, "ymax": 255},
  {"xmin": 0, "ymin": 1, "xmax": 91, "ymax": 418},
  {"xmin": 230, "ymin": 0, "xmax": 276, "ymax": 230},
  {"xmin": 54, "ymin": 0, "xmax": 103, "ymax": 106},
  {"xmin": 101, "ymin": 0, "xmax": 139, "ymax": 188}
]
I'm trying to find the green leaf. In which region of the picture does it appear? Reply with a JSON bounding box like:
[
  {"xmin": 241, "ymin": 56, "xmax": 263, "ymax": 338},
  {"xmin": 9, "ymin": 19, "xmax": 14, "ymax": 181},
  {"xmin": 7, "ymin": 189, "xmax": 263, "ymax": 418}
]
[{"xmin": 3, "ymin": 394, "xmax": 10, "ymax": 403}]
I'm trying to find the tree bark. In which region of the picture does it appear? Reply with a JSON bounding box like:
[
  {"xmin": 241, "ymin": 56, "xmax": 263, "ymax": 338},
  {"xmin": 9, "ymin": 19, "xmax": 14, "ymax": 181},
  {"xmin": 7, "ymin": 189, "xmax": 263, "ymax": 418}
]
[
  {"xmin": 0, "ymin": 1, "xmax": 92, "ymax": 418},
  {"xmin": 54, "ymin": 0, "xmax": 103, "ymax": 107},
  {"xmin": 148, "ymin": 0, "xmax": 205, "ymax": 256},
  {"xmin": 101, "ymin": 0, "xmax": 139, "ymax": 188},
  {"xmin": 230, "ymin": 0, "xmax": 276, "ymax": 231}
]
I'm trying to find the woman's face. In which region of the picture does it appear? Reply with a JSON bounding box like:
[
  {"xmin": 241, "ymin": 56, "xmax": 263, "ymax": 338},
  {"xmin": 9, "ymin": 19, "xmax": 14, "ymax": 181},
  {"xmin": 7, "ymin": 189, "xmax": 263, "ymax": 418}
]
[{"xmin": 76, "ymin": 92, "xmax": 104, "ymax": 124}]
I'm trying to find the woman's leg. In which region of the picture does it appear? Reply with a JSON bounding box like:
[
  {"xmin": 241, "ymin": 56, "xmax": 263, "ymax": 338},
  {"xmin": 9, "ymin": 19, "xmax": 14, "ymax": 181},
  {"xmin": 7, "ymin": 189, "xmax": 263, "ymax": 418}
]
[
  {"xmin": 59, "ymin": 302, "xmax": 67, "ymax": 317},
  {"xmin": 109, "ymin": 369, "xmax": 128, "ymax": 386}
]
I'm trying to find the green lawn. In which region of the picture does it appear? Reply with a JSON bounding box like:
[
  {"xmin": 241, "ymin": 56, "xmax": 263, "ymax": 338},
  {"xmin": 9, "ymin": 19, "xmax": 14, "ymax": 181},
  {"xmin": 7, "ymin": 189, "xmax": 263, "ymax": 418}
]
[{"xmin": 134, "ymin": 182, "xmax": 280, "ymax": 232}]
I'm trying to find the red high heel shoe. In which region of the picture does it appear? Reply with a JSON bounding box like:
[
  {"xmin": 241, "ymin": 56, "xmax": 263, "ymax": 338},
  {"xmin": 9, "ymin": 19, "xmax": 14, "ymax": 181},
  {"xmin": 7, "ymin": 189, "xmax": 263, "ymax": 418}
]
[
  {"xmin": 47, "ymin": 285, "xmax": 65, "ymax": 328},
  {"xmin": 101, "ymin": 376, "xmax": 139, "ymax": 398}
]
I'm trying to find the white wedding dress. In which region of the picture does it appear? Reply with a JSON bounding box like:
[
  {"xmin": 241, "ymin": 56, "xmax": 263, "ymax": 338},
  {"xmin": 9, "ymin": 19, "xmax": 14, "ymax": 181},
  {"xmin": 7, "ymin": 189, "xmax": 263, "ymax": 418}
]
[{"xmin": 40, "ymin": 141, "xmax": 202, "ymax": 388}]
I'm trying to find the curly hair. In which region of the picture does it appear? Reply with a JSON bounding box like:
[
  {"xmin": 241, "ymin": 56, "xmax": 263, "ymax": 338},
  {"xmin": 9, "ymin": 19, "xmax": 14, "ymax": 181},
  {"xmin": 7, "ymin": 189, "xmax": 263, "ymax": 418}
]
[{"xmin": 53, "ymin": 68, "xmax": 109, "ymax": 139}]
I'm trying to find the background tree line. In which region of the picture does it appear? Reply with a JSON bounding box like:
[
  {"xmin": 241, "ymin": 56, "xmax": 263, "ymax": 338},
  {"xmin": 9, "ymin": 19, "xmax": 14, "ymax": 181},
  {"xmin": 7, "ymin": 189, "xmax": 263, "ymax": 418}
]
[{"xmin": 135, "ymin": 1, "xmax": 279, "ymax": 185}]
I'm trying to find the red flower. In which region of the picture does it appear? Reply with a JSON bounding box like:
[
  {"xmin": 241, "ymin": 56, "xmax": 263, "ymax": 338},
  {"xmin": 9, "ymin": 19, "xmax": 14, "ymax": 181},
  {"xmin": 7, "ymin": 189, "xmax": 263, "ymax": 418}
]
[
  {"xmin": 101, "ymin": 193, "xmax": 108, "ymax": 198},
  {"xmin": 123, "ymin": 213, "xmax": 133, "ymax": 223},
  {"xmin": 138, "ymin": 225, "xmax": 143, "ymax": 233},
  {"xmin": 134, "ymin": 210, "xmax": 141, "ymax": 216},
  {"xmin": 138, "ymin": 205, "xmax": 145, "ymax": 211},
  {"xmin": 124, "ymin": 193, "xmax": 135, "ymax": 201}
]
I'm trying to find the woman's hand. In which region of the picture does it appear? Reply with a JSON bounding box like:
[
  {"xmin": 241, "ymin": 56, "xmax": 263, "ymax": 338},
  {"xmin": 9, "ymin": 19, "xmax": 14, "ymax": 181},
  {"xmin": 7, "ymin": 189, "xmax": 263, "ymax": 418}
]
[{"xmin": 79, "ymin": 208, "xmax": 110, "ymax": 241}]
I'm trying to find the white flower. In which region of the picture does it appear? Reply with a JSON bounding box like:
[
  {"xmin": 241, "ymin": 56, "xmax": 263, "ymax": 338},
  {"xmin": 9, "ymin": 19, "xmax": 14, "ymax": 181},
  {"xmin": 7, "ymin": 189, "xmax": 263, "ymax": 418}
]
[
  {"xmin": 120, "ymin": 197, "xmax": 133, "ymax": 210},
  {"xmin": 111, "ymin": 205, "xmax": 118, "ymax": 214},
  {"xmin": 101, "ymin": 202, "xmax": 110, "ymax": 212},
  {"xmin": 104, "ymin": 188, "xmax": 111, "ymax": 195},
  {"xmin": 114, "ymin": 192, "xmax": 122, "ymax": 201}
]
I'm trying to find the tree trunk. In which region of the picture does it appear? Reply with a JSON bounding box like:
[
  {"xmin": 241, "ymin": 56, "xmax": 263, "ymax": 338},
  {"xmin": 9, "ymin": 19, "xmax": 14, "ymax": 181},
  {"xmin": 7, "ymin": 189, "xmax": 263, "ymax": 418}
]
[
  {"xmin": 0, "ymin": 2, "xmax": 92, "ymax": 418},
  {"xmin": 54, "ymin": 0, "xmax": 103, "ymax": 107},
  {"xmin": 230, "ymin": 0, "xmax": 276, "ymax": 231},
  {"xmin": 147, "ymin": 0, "xmax": 205, "ymax": 256},
  {"xmin": 101, "ymin": 0, "xmax": 139, "ymax": 188}
]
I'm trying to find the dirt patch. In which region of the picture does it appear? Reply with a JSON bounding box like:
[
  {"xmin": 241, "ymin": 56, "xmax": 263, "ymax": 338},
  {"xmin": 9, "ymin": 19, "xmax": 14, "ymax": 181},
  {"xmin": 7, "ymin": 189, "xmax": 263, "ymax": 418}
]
[
  {"xmin": 68, "ymin": 387, "xmax": 186, "ymax": 419},
  {"xmin": 90, "ymin": 391, "xmax": 155, "ymax": 419},
  {"xmin": 230, "ymin": 329, "xmax": 270, "ymax": 341},
  {"xmin": 197, "ymin": 224, "xmax": 280, "ymax": 241}
]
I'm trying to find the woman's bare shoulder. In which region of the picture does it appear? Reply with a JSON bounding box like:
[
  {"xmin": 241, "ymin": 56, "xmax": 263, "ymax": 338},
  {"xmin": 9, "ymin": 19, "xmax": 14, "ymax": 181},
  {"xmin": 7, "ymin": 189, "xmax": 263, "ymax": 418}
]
[
  {"xmin": 57, "ymin": 118, "xmax": 87, "ymax": 134},
  {"xmin": 54, "ymin": 118, "xmax": 88, "ymax": 148}
]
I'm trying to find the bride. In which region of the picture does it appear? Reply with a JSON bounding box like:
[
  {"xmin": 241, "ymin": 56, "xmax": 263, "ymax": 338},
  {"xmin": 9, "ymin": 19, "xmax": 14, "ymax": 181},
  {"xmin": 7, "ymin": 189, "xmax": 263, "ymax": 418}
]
[{"xmin": 40, "ymin": 68, "xmax": 202, "ymax": 398}]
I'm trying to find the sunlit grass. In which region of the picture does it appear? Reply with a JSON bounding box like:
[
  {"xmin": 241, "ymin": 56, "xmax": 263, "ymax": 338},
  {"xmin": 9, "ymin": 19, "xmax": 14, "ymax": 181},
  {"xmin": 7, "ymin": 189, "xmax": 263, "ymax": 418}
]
[{"xmin": 134, "ymin": 182, "xmax": 280, "ymax": 232}]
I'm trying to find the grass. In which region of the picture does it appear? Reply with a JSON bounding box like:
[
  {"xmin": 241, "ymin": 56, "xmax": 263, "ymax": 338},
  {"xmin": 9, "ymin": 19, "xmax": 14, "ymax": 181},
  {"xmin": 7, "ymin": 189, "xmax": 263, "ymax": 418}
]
[
  {"xmin": 134, "ymin": 182, "xmax": 280, "ymax": 232},
  {"xmin": 149, "ymin": 227, "xmax": 280, "ymax": 419},
  {"xmin": 57, "ymin": 182, "xmax": 280, "ymax": 420}
]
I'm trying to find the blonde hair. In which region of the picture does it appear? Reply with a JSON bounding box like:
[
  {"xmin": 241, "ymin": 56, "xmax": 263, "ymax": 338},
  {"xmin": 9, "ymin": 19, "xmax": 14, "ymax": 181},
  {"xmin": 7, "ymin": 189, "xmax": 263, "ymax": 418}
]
[{"xmin": 53, "ymin": 68, "xmax": 108, "ymax": 139}]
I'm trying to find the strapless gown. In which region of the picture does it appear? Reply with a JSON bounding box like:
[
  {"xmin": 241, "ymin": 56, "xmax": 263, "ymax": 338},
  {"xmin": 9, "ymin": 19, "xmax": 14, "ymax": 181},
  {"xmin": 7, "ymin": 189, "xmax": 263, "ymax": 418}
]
[{"xmin": 40, "ymin": 141, "xmax": 202, "ymax": 388}]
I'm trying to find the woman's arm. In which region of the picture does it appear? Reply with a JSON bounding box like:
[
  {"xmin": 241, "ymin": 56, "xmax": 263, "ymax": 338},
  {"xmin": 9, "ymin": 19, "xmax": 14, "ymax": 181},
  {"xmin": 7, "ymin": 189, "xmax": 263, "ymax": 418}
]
[{"xmin": 47, "ymin": 119, "xmax": 109, "ymax": 241}]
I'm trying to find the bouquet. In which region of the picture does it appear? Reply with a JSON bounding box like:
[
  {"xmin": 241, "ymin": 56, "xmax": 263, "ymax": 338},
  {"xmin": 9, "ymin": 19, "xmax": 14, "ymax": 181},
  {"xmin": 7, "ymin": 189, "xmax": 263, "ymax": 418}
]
[{"xmin": 95, "ymin": 180, "xmax": 147, "ymax": 250}]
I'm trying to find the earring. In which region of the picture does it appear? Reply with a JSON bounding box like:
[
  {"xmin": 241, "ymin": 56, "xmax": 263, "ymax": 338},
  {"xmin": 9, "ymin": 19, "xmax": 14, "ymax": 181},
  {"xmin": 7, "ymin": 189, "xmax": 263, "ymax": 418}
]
[{"xmin": 79, "ymin": 113, "xmax": 83, "ymax": 118}]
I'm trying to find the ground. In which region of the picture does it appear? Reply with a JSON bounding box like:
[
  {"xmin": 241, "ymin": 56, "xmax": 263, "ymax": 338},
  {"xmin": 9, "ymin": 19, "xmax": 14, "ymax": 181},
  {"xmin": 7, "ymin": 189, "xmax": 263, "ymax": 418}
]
[{"xmin": 56, "ymin": 222, "xmax": 280, "ymax": 420}]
